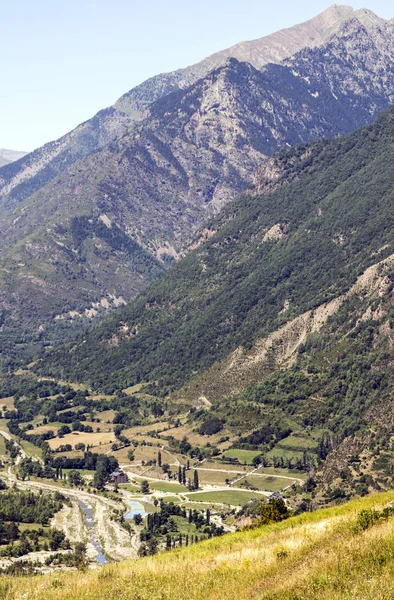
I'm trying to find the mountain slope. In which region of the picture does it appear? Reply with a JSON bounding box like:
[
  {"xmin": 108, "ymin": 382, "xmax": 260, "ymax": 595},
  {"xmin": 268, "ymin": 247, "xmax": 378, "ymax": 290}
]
[
  {"xmin": 36, "ymin": 106, "xmax": 394, "ymax": 395},
  {"xmin": 4, "ymin": 491, "xmax": 394, "ymax": 599},
  {"xmin": 2, "ymin": 16, "xmax": 394, "ymax": 361},
  {"xmin": 115, "ymin": 4, "xmax": 368, "ymax": 115}
]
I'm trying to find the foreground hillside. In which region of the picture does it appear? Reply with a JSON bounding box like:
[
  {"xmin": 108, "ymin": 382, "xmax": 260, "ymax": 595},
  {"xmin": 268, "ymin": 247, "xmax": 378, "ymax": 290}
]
[{"xmin": 4, "ymin": 491, "xmax": 394, "ymax": 599}]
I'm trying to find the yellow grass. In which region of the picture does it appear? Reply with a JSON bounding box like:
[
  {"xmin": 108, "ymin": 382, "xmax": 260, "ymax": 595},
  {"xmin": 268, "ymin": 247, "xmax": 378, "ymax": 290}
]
[
  {"xmin": 5, "ymin": 491, "xmax": 394, "ymax": 599},
  {"xmin": 0, "ymin": 397, "xmax": 15, "ymax": 410},
  {"xmin": 48, "ymin": 431, "xmax": 115, "ymax": 450},
  {"xmin": 123, "ymin": 422, "xmax": 170, "ymax": 436},
  {"xmin": 160, "ymin": 425, "xmax": 227, "ymax": 446}
]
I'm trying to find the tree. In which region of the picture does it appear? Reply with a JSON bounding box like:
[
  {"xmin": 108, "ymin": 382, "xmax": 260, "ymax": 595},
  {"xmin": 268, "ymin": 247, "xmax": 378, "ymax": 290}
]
[
  {"xmin": 68, "ymin": 470, "xmax": 84, "ymax": 487},
  {"xmin": 74, "ymin": 542, "xmax": 88, "ymax": 570},
  {"xmin": 178, "ymin": 465, "xmax": 182, "ymax": 484},
  {"xmin": 252, "ymin": 455, "xmax": 262, "ymax": 468},
  {"xmin": 93, "ymin": 455, "xmax": 112, "ymax": 490},
  {"xmin": 127, "ymin": 450, "xmax": 135, "ymax": 462},
  {"xmin": 193, "ymin": 470, "xmax": 199, "ymax": 490},
  {"xmin": 206, "ymin": 508, "xmax": 210, "ymax": 525},
  {"xmin": 162, "ymin": 463, "xmax": 171, "ymax": 476},
  {"xmin": 133, "ymin": 514, "xmax": 143, "ymax": 525},
  {"xmin": 158, "ymin": 451, "xmax": 162, "ymax": 467},
  {"xmin": 259, "ymin": 498, "xmax": 291, "ymax": 525},
  {"xmin": 141, "ymin": 480, "xmax": 150, "ymax": 494}
]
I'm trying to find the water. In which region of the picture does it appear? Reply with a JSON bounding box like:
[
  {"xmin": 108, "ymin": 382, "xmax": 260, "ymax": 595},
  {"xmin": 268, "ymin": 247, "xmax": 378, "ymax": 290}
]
[
  {"xmin": 125, "ymin": 500, "xmax": 147, "ymax": 519},
  {"xmin": 76, "ymin": 499, "xmax": 108, "ymax": 565}
]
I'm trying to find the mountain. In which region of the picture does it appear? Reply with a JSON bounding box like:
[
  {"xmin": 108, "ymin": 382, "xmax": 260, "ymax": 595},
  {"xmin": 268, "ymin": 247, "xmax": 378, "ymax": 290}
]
[
  {"xmin": 34, "ymin": 106, "xmax": 394, "ymax": 498},
  {"xmin": 0, "ymin": 5, "xmax": 377, "ymax": 208},
  {"xmin": 0, "ymin": 149, "xmax": 27, "ymax": 167},
  {"xmin": 5, "ymin": 490, "xmax": 394, "ymax": 599},
  {"xmin": 114, "ymin": 4, "xmax": 368, "ymax": 115},
  {"xmin": 1, "ymin": 11, "xmax": 394, "ymax": 365},
  {"xmin": 37, "ymin": 105, "xmax": 394, "ymax": 393}
]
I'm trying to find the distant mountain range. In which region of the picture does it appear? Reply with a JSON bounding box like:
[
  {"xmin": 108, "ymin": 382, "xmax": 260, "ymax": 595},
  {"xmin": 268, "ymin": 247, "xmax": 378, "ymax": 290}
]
[
  {"xmin": 0, "ymin": 149, "xmax": 27, "ymax": 167},
  {"xmin": 1, "ymin": 4, "xmax": 393, "ymax": 365}
]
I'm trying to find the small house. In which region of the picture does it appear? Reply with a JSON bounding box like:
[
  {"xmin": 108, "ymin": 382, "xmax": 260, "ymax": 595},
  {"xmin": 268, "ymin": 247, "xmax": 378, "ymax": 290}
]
[
  {"xmin": 268, "ymin": 491, "xmax": 284, "ymax": 503},
  {"xmin": 109, "ymin": 469, "xmax": 129, "ymax": 484}
]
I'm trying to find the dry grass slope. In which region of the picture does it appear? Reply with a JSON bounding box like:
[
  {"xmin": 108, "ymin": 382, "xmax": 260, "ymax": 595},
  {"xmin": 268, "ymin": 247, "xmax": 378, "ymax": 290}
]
[{"xmin": 3, "ymin": 491, "xmax": 394, "ymax": 599}]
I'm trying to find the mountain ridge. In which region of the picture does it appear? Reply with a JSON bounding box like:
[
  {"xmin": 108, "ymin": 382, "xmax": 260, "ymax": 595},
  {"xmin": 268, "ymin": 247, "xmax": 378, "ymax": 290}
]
[{"xmin": 2, "ymin": 7, "xmax": 394, "ymax": 366}]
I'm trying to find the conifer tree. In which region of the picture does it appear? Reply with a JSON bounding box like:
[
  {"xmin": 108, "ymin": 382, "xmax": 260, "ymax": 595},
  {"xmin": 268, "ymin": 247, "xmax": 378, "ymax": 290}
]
[
  {"xmin": 178, "ymin": 465, "xmax": 182, "ymax": 484},
  {"xmin": 193, "ymin": 469, "xmax": 199, "ymax": 490},
  {"xmin": 206, "ymin": 508, "xmax": 210, "ymax": 525},
  {"xmin": 158, "ymin": 451, "xmax": 162, "ymax": 467}
]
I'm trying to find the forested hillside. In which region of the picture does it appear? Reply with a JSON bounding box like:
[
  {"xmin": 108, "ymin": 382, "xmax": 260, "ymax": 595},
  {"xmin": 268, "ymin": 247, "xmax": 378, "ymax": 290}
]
[{"xmin": 37, "ymin": 107, "xmax": 394, "ymax": 396}]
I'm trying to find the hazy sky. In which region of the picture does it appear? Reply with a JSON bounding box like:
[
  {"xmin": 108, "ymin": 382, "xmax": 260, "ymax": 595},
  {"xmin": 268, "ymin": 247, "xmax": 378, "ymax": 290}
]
[{"xmin": 1, "ymin": 1, "xmax": 392, "ymax": 151}]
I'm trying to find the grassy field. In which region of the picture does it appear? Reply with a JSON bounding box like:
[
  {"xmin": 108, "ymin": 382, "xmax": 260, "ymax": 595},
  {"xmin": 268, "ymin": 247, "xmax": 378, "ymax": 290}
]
[
  {"xmin": 256, "ymin": 466, "xmax": 308, "ymax": 480},
  {"xmin": 0, "ymin": 433, "xmax": 5, "ymax": 457},
  {"xmin": 201, "ymin": 461, "xmax": 248, "ymax": 473},
  {"xmin": 198, "ymin": 470, "xmax": 235, "ymax": 486},
  {"xmin": 277, "ymin": 435, "xmax": 318, "ymax": 450},
  {"xmin": 142, "ymin": 481, "xmax": 188, "ymax": 494},
  {"xmin": 20, "ymin": 439, "xmax": 43, "ymax": 459},
  {"xmin": 223, "ymin": 449, "xmax": 262, "ymax": 464},
  {"xmin": 48, "ymin": 431, "xmax": 116, "ymax": 450},
  {"xmin": 7, "ymin": 490, "xmax": 394, "ymax": 599},
  {"xmin": 236, "ymin": 475, "xmax": 293, "ymax": 492},
  {"xmin": 184, "ymin": 490, "xmax": 266, "ymax": 505},
  {"xmin": 0, "ymin": 397, "xmax": 15, "ymax": 410},
  {"xmin": 266, "ymin": 447, "xmax": 304, "ymax": 460}
]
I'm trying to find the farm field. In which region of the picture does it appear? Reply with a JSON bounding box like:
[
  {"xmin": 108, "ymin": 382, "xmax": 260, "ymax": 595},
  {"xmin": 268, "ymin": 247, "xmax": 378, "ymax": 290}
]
[
  {"xmin": 184, "ymin": 490, "xmax": 267, "ymax": 505},
  {"xmin": 198, "ymin": 469, "xmax": 235, "ymax": 486},
  {"xmin": 255, "ymin": 466, "xmax": 308, "ymax": 480},
  {"xmin": 20, "ymin": 439, "xmax": 43, "ymax": 459},
  {"xmin": 136, "ymin": 480, "xmax": 188, "ymax": 494},
  {"xmin": 200, "ymin": 461, "xmax": 248, "ymax": 473},
  {"xmin": 236, "ymin": 474, "xmax": 295, "ymax": 492},
  {"xmin": 277, "ymin": 434, "xmax": 318, "ymax": 450},
  {"xmin": 159, "ymin": 425, "xmax": 225, "ymax": 446},
  {"xmin": 223, "ymin": 449, "xmax": 262, "ymax": 464},
  {"xmin": 266, "ymin": 446, "xmax": 304, "ymax": 460},
  {"xmin": 48, "ymin": 430, "xmax": 116, "ymax": 450}
]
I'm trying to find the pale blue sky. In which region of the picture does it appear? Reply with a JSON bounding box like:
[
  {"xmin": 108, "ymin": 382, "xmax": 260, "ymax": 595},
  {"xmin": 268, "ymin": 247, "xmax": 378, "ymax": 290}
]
[{"xmin": 1, "ymin": 1, "xmax": 392, "ymax": 151}]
